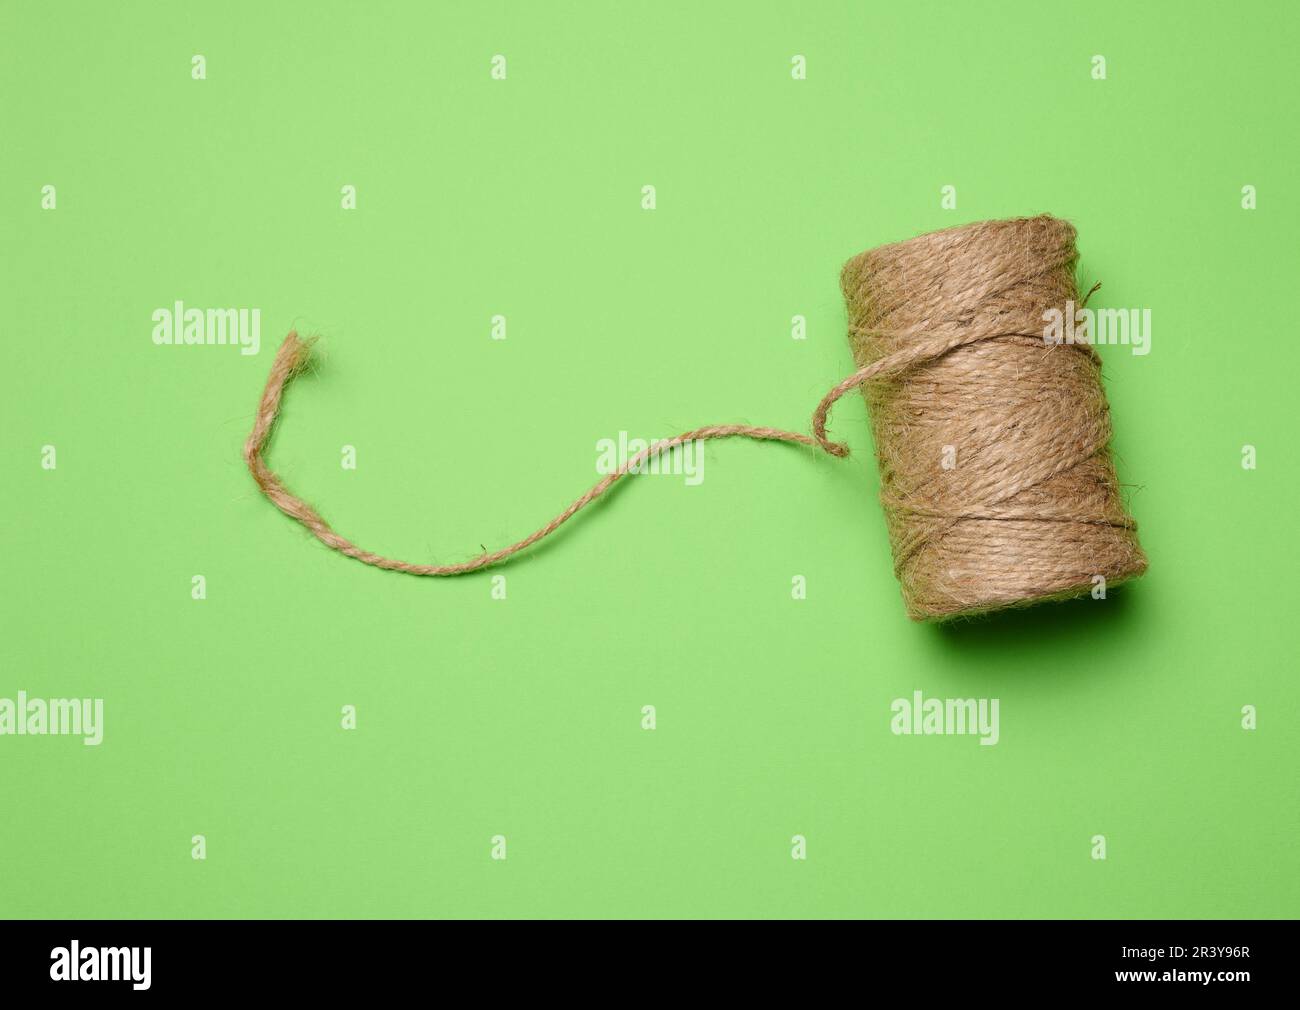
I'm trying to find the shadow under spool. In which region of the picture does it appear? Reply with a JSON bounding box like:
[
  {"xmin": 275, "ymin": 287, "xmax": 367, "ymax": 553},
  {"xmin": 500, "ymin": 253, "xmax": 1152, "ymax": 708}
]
[{"xmin": 840, "ymin": 215, "xmax": 1148, "ymax": 620}]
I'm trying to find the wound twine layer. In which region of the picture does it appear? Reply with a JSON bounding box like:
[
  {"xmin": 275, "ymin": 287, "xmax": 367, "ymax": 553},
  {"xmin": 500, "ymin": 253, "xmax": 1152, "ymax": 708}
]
[
  {"xmin": 245, "ymin": 214, "xmax": 1146, "ymax": 621},
  {"xmin": 840, "ymin": 215, "xmax": 1146, "ymax": 618}
]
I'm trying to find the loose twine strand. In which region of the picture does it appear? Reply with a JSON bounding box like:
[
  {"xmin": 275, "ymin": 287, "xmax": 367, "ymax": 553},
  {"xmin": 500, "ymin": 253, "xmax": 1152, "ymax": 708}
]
[
  {"xmin": 244, "ymin": 330, "xmax": 925, "ymax": 576},
  {"xmin": 244, "ymin": 215, "xmax": 1145, "ymax": 619}
]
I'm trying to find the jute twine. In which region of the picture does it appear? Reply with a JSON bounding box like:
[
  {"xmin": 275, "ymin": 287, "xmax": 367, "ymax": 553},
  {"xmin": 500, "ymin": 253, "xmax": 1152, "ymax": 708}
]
[{"xmin": 245, "ymin": 214, "xmax": 1146, "ymax": 620}]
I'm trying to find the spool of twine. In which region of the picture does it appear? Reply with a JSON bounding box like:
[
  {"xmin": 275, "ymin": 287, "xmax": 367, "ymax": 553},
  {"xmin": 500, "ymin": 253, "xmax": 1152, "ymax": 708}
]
[
  {"xmin": 839, "ymin": 215, "xmax": 1147, "ymax": 618},
  {"xmin": 245, "ymin": 214, "xmax": 1146, "ymax": 621}
]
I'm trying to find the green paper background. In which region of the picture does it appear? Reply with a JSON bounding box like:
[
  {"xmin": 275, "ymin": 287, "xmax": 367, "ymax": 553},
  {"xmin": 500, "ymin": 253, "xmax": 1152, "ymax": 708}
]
[{"xmin": 2, "ymin": 0, "xmax": 1297, "ymax": 919}]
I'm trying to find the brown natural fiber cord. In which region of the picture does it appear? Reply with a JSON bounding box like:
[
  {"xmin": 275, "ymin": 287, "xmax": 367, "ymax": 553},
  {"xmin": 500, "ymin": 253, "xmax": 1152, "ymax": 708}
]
[{"xmin": 245, "ymin": 214, "xmax": 1146, "ymax": 620}]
